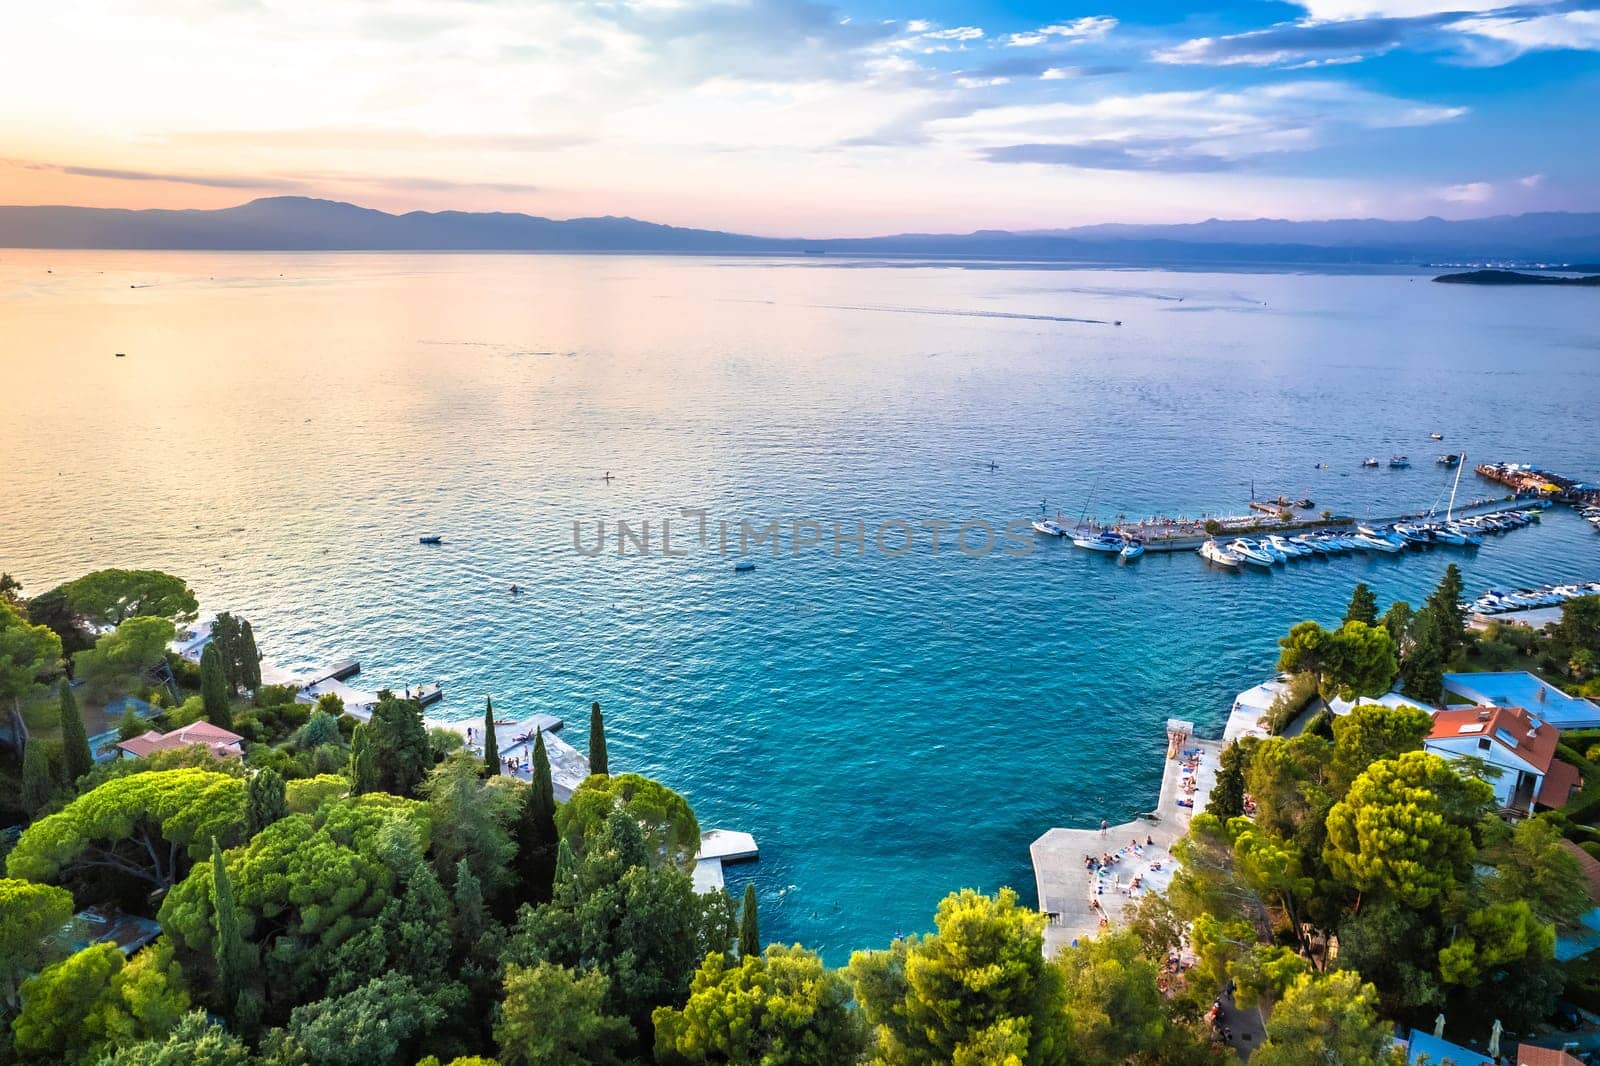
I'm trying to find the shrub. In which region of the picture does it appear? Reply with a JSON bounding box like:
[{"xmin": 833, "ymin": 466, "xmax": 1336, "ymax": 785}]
[{"xmin": 1266, "ymin": 673, "xmax": 1320, "ymax": 734}]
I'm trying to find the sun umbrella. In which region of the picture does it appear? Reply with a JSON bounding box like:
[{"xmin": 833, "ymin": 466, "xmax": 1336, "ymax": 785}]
[
  {"xmin": 1433, "ymin": 1013, "xmax": 1445, "ymax": 1039},
  {"xmin": 1487, "ymin": 1018, "xmax": 1502, "ymax": 1058}
]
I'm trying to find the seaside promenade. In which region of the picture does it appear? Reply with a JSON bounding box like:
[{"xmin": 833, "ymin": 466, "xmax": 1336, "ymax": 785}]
[{"xmin": 1031, "ymin": 720, "xmax": 1223, "ymax": 954}]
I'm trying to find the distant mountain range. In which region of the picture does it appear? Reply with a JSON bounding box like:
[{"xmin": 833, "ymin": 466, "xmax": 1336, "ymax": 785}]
[{"xmin": 3, "ymin": 196, "xmax": 1599, "ymax": 266}]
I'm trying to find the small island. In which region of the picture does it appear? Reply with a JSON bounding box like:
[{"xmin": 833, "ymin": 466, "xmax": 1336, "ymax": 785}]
[{"xmin": 1433, "ymin": 269, "xmax": 1600, "ymax": 286}]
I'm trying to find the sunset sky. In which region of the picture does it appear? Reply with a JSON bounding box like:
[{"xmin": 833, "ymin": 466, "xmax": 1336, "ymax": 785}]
[{"xmin": 3, "ymin": 0, "xmax": 1597, "ymax": 234}]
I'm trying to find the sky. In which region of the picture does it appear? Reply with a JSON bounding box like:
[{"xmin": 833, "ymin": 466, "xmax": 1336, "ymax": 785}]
[{"xmin": 2, "ymin": 0, "xmax": 1597, "ymax": 234}]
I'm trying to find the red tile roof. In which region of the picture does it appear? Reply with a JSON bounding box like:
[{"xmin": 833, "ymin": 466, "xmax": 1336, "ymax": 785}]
[
  {"xmin": 1428, "ymin": 705, "xmax": 1560, "ymax": 773},
  {"xmin": 116, "ymin": 720, "xmax": 243, "ymax": 759},
  {"xmin": 1515, "ymin": 1044, "xmax": 1585, "ymax": 1066},
  {"xmin": 1538, "ymin": 759, "xmax": 1584, "ymax": 809},
  {"xmin": 1560, "ymin": 840, "xmax": 1600, "ymax": 904}
]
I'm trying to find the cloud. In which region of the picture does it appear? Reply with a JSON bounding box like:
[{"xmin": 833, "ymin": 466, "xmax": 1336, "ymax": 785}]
[
  {"xmin": 983, "ymin": 140, "xmax": 1241, "ymax": 172},
  {"xmin": 1154, "ymin": 16, "xmax": 1425, "ymax": 66},
  {"xmin": 1519, "ymin": 173, "xmax": 1545, "ymax": 187},
  {"xmin": 1004, "ymin": 17, "xmax": 1117, "ymax": 47},
  {"xmin": 1295, "ymin": 0, "xmax": 1551, "ymax": 18},
  {"xmin": 5, "ymin": 158, "xmax": 545, "ymax": 196},
  {"xmin": 922, "ymin": 26, "xmax": 984, "ymax": 41},
  {"xmin": 1449, "ymin": 9, "xmax": 1600, "ymax": 60},
  {"xmin": 1435, "ymin": 181, "xmax": 1494, "ymax": 202}
]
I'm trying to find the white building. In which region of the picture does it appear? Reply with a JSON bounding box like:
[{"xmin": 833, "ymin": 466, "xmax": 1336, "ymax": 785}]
[{"xmin": 1422, "ymin": 705, "xmax": 1581, "ymax": 815}]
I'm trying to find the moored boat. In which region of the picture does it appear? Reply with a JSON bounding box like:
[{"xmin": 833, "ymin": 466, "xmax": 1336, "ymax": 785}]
[
  {"xmin": 1199, "ymin": 539, "xmax": 1241, "ymax": 568},
  {"xmin": 1073, "ymin": 530, "xmax": 1127, "ymax": 553},
  {"xmin": 1031, "ymin": 519, "xmax": 1066, "ymax": 537},
  {"xmin": 1120, "ymin": 538, "xmax": 1145, "ymax": 561},
  {"xmin": 1227, "ymin": 538, "xmax": 1277, "ymax": 567}
]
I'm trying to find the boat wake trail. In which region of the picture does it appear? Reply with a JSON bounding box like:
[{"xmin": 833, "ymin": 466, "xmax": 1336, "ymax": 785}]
[{"xmin": 724, "ymin": 299, "xmax": 1109, "ymax": 325}]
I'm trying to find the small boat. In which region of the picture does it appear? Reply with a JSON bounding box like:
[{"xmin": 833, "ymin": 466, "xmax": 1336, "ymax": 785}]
[
  {"xmin": 734, "ymin": 561, "xmax": 756, "ymax": 573},
  {"xmin": 1362, "ymin": 457, "xmax": 1380, "ymax": 468},
  {"xmin": 1355, "ymin": 532, "xmax": 1404, "ymax": 553},
  {"xmin": 1227, "ymin": 538, "xmax": 1276, "ymax": 567},
  {"xmin": 1267, "ymin": 534, "xmax": 1309, "ymax": 558},
  {"xmin": 1072, "ymin": 530, "xmax": 1126, "ymax": 553},
  {"xmin": 1444, "ymin": 523, "xmax": 1483, "ymax": 546},
  {"xmin": 1119, "ymin": 538, "xmax": 1145, "ymax": 561},
  {"xmin": 1289, "ymin": 535, "xmax": 1324, "ymax": 555},
  {"xmin": 1388, "ymin": 455, "xmax": 1410, "ymax": 469},
  {"xmin": 419, "ymin": 535, "xmax": 443, "ymax": 545},
  {"xmin": 114, "ymin": 352, "xmax": 126, "ymax": 358},
  {"xmin": 1430, "ymin": 432, "xmax": 1443, "ymax": 440},
  {"xmin": 1436, "ymin": 454, "xmax": 1460, "ymax": 467},
  {"xmin": 1199, "ymin": 539, "xmax": 1241, "ymax": 568},
  {"xmin": 1031, "ymin": 519, "xmax": 1066, "ymax": 537}
]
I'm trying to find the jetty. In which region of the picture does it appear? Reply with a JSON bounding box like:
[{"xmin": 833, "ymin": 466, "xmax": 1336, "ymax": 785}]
[
  {"xmin": 1030, "ymin": 719, "xmax": 1222, "ymax": 954},
  {"xmin": 1476, "ymin": 461, "xmax": 1599, "ymax": 505},
  {"xmin": 693, "ymin": 829, "xmax": 760, "ymax": 893}
]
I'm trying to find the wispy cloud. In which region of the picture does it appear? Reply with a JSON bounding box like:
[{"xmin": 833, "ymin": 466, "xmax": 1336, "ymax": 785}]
[
  {"xmin": 1435, "ymin": 180, "xmax": 1494, "ymax": 202},
  {"xmin": 1004, "ymin": 17, "xmax": 1118, "ymax": 47}
]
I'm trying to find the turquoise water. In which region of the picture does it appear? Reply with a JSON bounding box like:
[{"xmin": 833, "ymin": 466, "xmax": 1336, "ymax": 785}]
[{"xmin": 4, "ymin": 252, "xmax": 1598, "ymax": 960}]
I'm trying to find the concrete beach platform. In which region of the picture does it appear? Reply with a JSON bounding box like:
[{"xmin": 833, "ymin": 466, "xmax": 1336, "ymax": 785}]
[
  {"xmin": 1031, "ymin": 722, "xmax": 1222, "ymax": 955},
  {"xmin": 693, "ymin": 830, "xmax": 761, "ymax": 893}
]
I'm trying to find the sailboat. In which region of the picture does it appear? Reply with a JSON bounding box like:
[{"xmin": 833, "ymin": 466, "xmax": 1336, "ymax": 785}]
[{"xmin": 1441, "ymin": 451, "xmax": 1483, "ymax": 546}]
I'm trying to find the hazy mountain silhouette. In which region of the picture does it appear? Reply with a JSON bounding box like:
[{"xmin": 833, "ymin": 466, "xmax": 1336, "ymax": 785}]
[{"xmin": 3, "ymin": 196, "xmax": 1598, "ymax": 265}]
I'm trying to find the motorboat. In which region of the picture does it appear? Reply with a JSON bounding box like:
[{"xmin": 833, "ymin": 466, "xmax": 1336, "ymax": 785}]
[
  {"xmin": 1227, "ymin": 538, "xmax": 1277, "ymax": 567},
  {"xmin": 1199, "ymin": 539, "xmax": 1241, "ymax": 568},
  {"xmin": 1392, "ymin": 524, "xmax": 1432, "ymax": 545},
  {"xmin": 1436, "ymin": 454, "xmax": 1461, "ymax": 467},
  {"xmin": 1355, "ymin": 531, "xmax": 1404, "ymax": 552},
  {"xmin": 1120, "ymin": 539, "xmax": 1145, "ymax": 561},
  {"xmin": 1431, "ymin": 432, "xmax": 1444, "ymax": 440},
  {"xmin": 1388, "ymin": 455, "xmax": 1410, "ymax": 469},
  {"xmin": 734, "ymin": 561, "xmax": 756, "ymax": 573},
  {"xmin": 1073, "ymin": 530, "xmax": 1127, "ymax": 553},
  {"xmin": 1267, "ymin": 534, "xmax": 1310, "ymax": 558},
  {"xmin": 1362, "ymin": 457, "xmax": 1380, "ymax": 468},
  {"xmin": 419, "ymin": 535, "xmax": 443, "ymax": 545},
  {"xmin": 1444, "ymin": 523, "xmax": 1483, "ymax": 546},
  {"xmin": 1031, "ymin": 519, "xmax": 1066, "ymax": 537},
  {"xmin": 1289, "ymin": 535, "xmax": 1325, "ymax": 555}
]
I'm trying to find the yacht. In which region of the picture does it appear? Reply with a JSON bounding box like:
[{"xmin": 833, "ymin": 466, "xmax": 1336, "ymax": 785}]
[
  {"xmin": 1227, "ymin": 538, "xmax": 1277, "ymax": 567},
  {"xmin": 1199, "ymin": 539, "xmax": 1242, "ymax": 568},
  {"xmin": 1267, "ymin": 534, "xmax": 1310, "ymax": 558},
  {"xmin": 1355, "ymin": 531, "xmax": 1404, "ymax": 552},
  {"xmin": 1289, "ymin": 535, "xmax": 1325, "ymax": 555},
  {"xmin": 1073, "ymin": 530, "xmax": 1126, "ymax": 553},
  {"xmin": 1031, "ymin": 519, "xmax": 1065, "ymax": 537},
  {"xmin": 1444, "ymin": 522, "xmax": 1483, "ymax": 546},
  {"xmin": 1388, "ymin": 455, "xmax": 1411, "ymax": 469}
]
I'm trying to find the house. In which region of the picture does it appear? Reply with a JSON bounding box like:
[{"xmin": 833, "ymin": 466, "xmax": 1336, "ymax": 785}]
[
  {"xmin": 1404, "ymin": 1031, "xmax": 1494, "ymax": 1065},
  {"xmin": 1514, "ymin": 1044, "xmax": 1586, "ymax": 1066},
  {"xmin": 1554, "ymin": 841, "xmax": 1600, "ymax": 962},
  {"xmin": 70, "ymin": 907, "xmax": 161, "ymax": 956},
  {"xmin": 1443, "ymin": 672, "xmax": 1600, "ymax": 730},
  {"xmin": 115, "ymin": 720, "xmax": 244, "ymax": 760},
  {"xmin": 1422, "ymin": 705, "xmax": 1581, "ymax": 814}
]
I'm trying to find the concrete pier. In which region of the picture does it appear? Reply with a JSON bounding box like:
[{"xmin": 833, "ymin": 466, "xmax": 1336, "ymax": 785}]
[
  {"xmin": 1030, "ymin": 721, "xmax": 1222, "ymax": 955},
  {"xmin": 693, "ymin": 830, "xmax": 760, "ymax": 893}
]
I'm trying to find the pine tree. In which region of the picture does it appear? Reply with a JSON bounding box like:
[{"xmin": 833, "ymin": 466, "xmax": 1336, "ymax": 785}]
[
  {"xmin": 483, "ymin": 697, "xmax": 500, "ymax": 776},
  {"xmin": 238, "ymin": 621, "xmax": 262, "ymax": 691},
  {"xmin": 1427, "ymin": 563, "xmax": 1467, "ymax": 663},
  {"xmin": 453, "ymin": 858, "xmax": 485, "ymax": 946},
  {"xmin": 349, "ymin": 723, "xmax": 378, "ymax": 795},
  {"xmin": 588, "ymin": 700, "xmax": 608, "ymax": 776},
  {"xmin": 1344, "ymin": 583, "xmax": 1378, "ymax": 627},
  {"xmin": 57, "ymin": 681, "xmax": 92, "ymax": 786},
  {"xmin": 246, "ymin": 767, "xmax": 287, "ymax": 836},
  {"xmin": 21, "ymin": 740, "xmax": 53, "ymax": 815},
  {"xmin": 200, "ymin": 643, "xmax": 232, "ymax": 729},
  {"xmin": 516, "ymin": 732, "xmax": 559, "ymax": 904},
  {"xmin": 210, "ymin": 836, "xmax": 245, "ymax": 1009},
  {"xmin": 739, "ymin": 883, "xmax": 760, "ymax": 959},
  {"xmin": 1401, "ymin": 607, "xmax": 1445, "ymax": 705}
]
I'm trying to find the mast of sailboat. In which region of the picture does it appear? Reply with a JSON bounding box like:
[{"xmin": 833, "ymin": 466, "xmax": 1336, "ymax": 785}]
[
  {"xmin": 1447, "ymin": 451, "xmax": 1466, "ymax": 522},
  {"xmin": 1077, "ymin": 480, "xmax": 1098, "ymax": 532}
]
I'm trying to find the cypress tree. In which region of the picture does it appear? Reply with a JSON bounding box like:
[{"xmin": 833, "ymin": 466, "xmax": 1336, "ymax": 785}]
[
  {"xmin": 1401, "ymin": 607, "xmax": 1445, "ymax": 705},
  {"xmin": 1428, "ymin": 563, "xmax": 1467, "ymax": 663},
  {"xmin": 454, "ymin": 858, "xmax": 485, "ymax": 946},
  {"xmin": 246, "ymin": 767, "xmax": 287, "ymax": 836},
  {"xmin": 739, "ymin": 882, "xmax": 760, "ymax": 959},
  {"xmin": 210, "ymin": 836, "xmax": 245, "ymax": 1009},
  {"xmin": 554, "ymin": 838, "xmax": 577, "ymax": 886},
  {"xmin": 1208, "ymin": 742, "xmax": 1247, "ymax": 819},
  {"xmin": 58, "ymin": 681, "xmax": 92, "ymax": 786},
  {"xmin": 238, "ymin": 621, "xmax": 262, "ymax": 691},
  {"xmin": 1344, "ymin": 583, "xmax": 1378, "ymax": 627},
  {"xmin": 516, "ymin": 731, "xmax": 559, "ymax": 904},
  {"xmin": 200, "ymin": 643, "xmax": 232, "ymax": 729},
  {"xmin": 588, "ymin": 700, "xmax": 608, "ymax": 776},
  {"xmin": 210, "ymin": 614, "xmax": 241, "ymax": 694},
  {"xmin": 349, "ymin": 723, "xmax": 378, "ymax": 795},
  {"xmin": 22, "ymin": 740, "xmax": 53, "ymax": 816},
  {"xmin": 483, "ymin": 697, "xmax": 500, "ymax": 776}
]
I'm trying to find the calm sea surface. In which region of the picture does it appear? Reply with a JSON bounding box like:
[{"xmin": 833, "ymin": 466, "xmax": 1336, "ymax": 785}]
[{"xmin": 3, "ymin": 251, "xmax": 1597, "ymax": 959}]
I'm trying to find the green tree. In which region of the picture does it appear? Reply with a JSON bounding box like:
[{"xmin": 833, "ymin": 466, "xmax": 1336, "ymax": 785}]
[
  {"xmin": 496, "ymin": 962, "xmax": 633, "ymax": 1066},
  {"xmin": 1381, "ymin": 600, "xmax": 1415, "ymax": 656},
  {"xmin": 1344, "ymin": 582, "xmax": 1378, "ymax": 626},
  {"xmin": 424, "ymin": 753, "xmax": 518, "ymax": 895},
  {"xmin": 24, "ymin": 586, "xmax": 94, "ymax": 659},
  {"xmin": 22, "ymin": 737, "xmax": 56, "ymax": 816},
  {"xmin": 1334, "ymin": 899, "xmax": 1443, "ymax": 1016},
  {"xmin": 272, "ymin": 972, "xmax": 458, "ymax": 1066},
  {"xmin": 1053, "ymin": 929, "xmax": 1168, "ymax": 1063},
  {"xmin": 74, "ymin": 616, "xmax": 177, "ymax": 700},
  {"xmin": 1426, "ymin": 563, "xmax": 1467, "ymax": 663},
  {"xmin": 654, "ymin": 944, "xmax": 867, "ymax": 1065},
  {"xmin": 483, "ymin": 697, "xmax": 500, "ymax": 775},
  {"xmin": 199, "ymin": 643, "xmax": 232, "ymax": 729},
  {"xmin": 739, "ymin": 882, "xmax": 760, "ymax": 959},
  {"xmin": 7, "ymin": 767, "xmax": 245, "ymax": 892},
  {"xmin": 454, "ymin": 859, "xmax": 486, "ymax": 946},
  {"xmin": 1555, "ymin": 595, "xmax": 1600, "ymax": 656},
  {"xmin": 1278, "ymin": 619, "xmax": 1395, "ymax": 701},
  {"xmin": 348, "ymin": 722, "xmax": 378, "ymax": 795},
  {"xmin": 1328, "ymin": 701, "xmax": 1434, "ymax": 797},
  {"xmin": 208, "ymin": 837, "xmax": 247, "ymax": 1010},
  {"xmin": 58, "ymin": 680, "xmax": 93, "ymax": 786},
  {"xmin": 1323, "ymin": 750, "xmax": 1494, "ymax": 907},
  {"xmin": 208, "ymin": 615, "xmax": 242, "ymax": 695},
  {"xmin": 1207, "ymin": 740, "xmax": 1249, "ymax": 819},
  {"xmin": 0, "ymin": 572, "xmax": 22, "ymax": 606},
  {"xmin": 1252, "ymin": 971, "xmax": 1394, "ymax": 1066},
  {"xmin": 848, "ymin": 888, "xmax": 1063, "ymax": 1066},
  {"xmin": 58, "ymin": 569, "xmax": 197, "ymax": 627},
  {"xmin": 557, "ymin": 772, "xmax": 700, "ymax": 868},
  {"xmin": 245, "ymin": 767, "xmax": 288, "ymax": 836},
  {"xmin": 1400, "ymin": 606, "xmax": 1445, "ymax": 704},
  {"xmin": 368, "ymin": 691, "xmax": 432, "ymax": 797},
  {"xmin": 0, "ymin": 878, "xmax": 75, "ymax": 1010},
  {"xmin": 0, "ymin": 597, "xmax": 62, "ymax": 716},
  {"xmin": 1486, "ymin": 816, "xmax": 1592, "ymax": 928},
  {"xmin": 515, "ymin": 731, "xmax": 559, "ymax": 905},
  {"xmin": 13, "ymin": 940, "xmax": 190, "ymax": 1065},
  {"xmin": 589, "ymin": 700, "xmax": 608, "ymax": 776},
  {"xmin": 101, "ymin": 1009, "xmax": 252, "ymax": 1066},
  {"xmin": 1438, "ymin": 899, "xmax": 1553, "ymax": 987},
  {"xmin": 238, "ymin": 620, "xmax": 262, "ymax": 692}
]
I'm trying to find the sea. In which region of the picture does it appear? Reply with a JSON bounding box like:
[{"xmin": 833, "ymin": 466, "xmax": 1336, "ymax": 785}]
[{"xmin": 3, "ymin": 250, "xmax": 1597, "ymax": 961}]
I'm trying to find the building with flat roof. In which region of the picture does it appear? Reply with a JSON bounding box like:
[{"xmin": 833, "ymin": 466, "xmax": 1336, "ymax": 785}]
[{"xmin": 1443, "ymin": 672, "xmax": 1600, "ymax": 730}]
